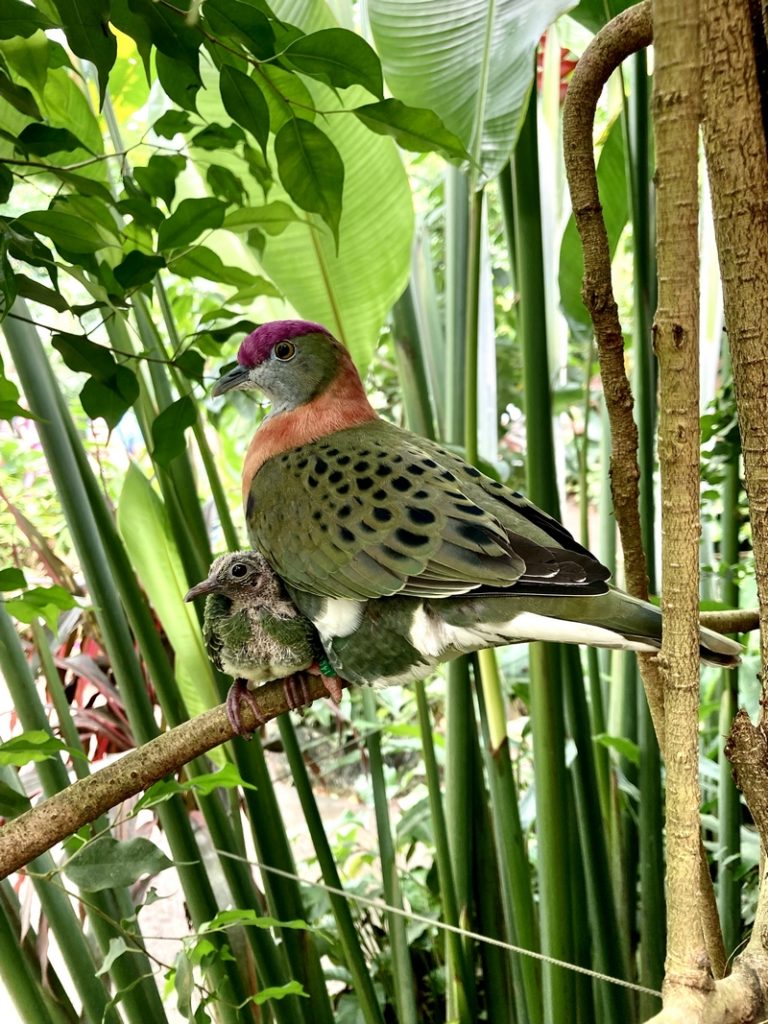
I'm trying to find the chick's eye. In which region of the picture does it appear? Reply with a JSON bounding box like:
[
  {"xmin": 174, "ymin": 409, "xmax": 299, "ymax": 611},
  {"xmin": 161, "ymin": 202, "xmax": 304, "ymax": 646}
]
[
  {"xmin": 230, "ymin": 563, "xmax": 248, "ymax": 579},
  {"xmin": 273, "ymin": 340, "xmax": 296, "ymax": 361}
]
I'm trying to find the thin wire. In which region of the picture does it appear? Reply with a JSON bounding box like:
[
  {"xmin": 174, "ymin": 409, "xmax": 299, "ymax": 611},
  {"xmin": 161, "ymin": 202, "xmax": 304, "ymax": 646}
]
[{"xmin": 219, "ymin": 850, "xmax": 662, "ymax": 998}]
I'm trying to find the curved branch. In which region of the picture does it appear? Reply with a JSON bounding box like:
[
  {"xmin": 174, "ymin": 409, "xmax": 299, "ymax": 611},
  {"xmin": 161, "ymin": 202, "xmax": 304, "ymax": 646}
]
[
  {"xmin": 562, "ymin": 0, "xmax": 653, "ymax": 603},
  {"xmin": 0, "ymin": 675, "xmax": 345, "ymax": 881}
]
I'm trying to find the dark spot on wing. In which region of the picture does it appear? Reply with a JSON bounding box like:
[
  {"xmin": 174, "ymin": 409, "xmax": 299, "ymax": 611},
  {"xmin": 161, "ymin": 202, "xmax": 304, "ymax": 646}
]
[
  {"xmin": 357, "ymin": 477, "xmax": 373, "ymax": 491},
  {"xmin": 339, "ymin": 526, "xmax": 355, "ymax": 543},
  {"xmin": 329, "ymin": 470, "xmax": 343, "ymax": 484},
  {"xmin": 314, "ymin": 457, "xmax": 328, "ymax": 474},
  {"xmin": 408, "ymin": 507, "xmax": 436, "ymax": 525},
  {"xmin": 392, "ymin": 476, "xmax": 411, "ymax": 492},
  {"xmin": 395, "ymin": 528, "xmax": 430, "ymax": 547},
  {"xmin": 373, "ymin": 507, "xmax": 393, "ymax": 523},
  {"xmin": 376, "ymin": 464, "xmax": 392, "ymax": 477}
]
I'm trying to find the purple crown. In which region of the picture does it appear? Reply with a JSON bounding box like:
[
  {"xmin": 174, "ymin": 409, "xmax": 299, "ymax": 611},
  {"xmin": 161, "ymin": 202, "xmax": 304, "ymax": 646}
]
[{"xmin": 237, "ymin": 320, "xmax": 331, "ymax": 367}]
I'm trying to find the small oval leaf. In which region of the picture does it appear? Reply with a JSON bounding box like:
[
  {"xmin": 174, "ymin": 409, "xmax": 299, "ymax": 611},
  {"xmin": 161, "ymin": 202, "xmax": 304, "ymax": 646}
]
[
  {"xmin": 274, "ymin": 119, "xmax": 343, "ymax": 247},
  {"xmin": 219, "ymin": 64, "xmax": 270, "ymax": 156}
]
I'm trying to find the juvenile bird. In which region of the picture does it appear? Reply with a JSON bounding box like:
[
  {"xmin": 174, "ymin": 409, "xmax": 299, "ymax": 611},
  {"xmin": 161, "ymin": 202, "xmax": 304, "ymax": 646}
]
[
  {"xmin": 211, "ymin": 320, "xmax": 741, "ymax": 686},
  {"xmin": 185, "ymin": 550, "xmax": 342, "ymax": 735}
]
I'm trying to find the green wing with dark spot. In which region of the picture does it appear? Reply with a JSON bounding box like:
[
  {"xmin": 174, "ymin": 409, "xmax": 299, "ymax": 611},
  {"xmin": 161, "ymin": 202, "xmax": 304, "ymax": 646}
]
[{"xmin": 247, "ymin": 420, "xmax": 610, "ymax": 602}]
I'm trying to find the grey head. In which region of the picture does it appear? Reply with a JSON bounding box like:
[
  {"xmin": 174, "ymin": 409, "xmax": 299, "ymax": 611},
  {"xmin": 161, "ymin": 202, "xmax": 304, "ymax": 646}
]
[{"xmin": 185, "ymin": 550, "xmax": 292, "ymax": 612}]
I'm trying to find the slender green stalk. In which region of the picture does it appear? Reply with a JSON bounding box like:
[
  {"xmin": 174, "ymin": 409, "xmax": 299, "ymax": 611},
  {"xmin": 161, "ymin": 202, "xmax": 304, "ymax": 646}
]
[
  {"xmin": 0, "ymin": 882, "xmax": 70, "ymax": 1024},
  {"xmin": 30, "ymin": 621, "xmax": 90, "ymax": 779},
  {"xmin": 561, "ymin": 646, "xmax": 632, "ymax": 1022},
  {"xmin": 565, "ymin": 782, "xmax": 595, "ymax": 1024},
  {"xmin": 444, "ymin": 167, "xmax": 470, "ymax": 444},
  {"xmin": 0, "ymin": 601, "xmax": 165, "ymax": 1023},
  {"xmin": 511, "ymin": 94, "xmax": 574, "ymax": 1018},
  {"xmin": 626, "ymin": 53, "xmax": 664, "ymax": 1008},
  {"xmin": 464, "ymin": 190, "xmax": 484, "ymax": 467},
  {"xmin": 231, "ymin": 734, "xmax": 335, "ymax": 1024},
  {"xmin": 4, "ymin": 308, "xmax": 263, "ymax": 1024},
  {"xmin": 475, "ymin": 677, "xmax": 541, "ymax": 1024},
  {"xmin": 275, "ymin": 717, "xmax": 386, "ymax": 1024},
  {"xmin": 361, "ymin": 690, "xmax": 418, "ymax": 1024},
  {"xmin": 391, "ymin": 285, "xmax": 437, "ymax": 439},
  {"xmin": 718, "ymin": 451, "xmax": 742, "ymax": 957},
  {"xmin": 154, "ymin": 282, "xmax": 241, "ymax": 552},
  {"xmin": 415, "ymin": 681, "xmax": 476, "ymax": 1022}
]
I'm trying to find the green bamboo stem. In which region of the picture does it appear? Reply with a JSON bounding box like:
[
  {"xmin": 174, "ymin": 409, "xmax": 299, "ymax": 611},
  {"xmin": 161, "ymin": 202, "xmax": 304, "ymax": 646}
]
[
  {"xmin": 154, "ymin": 281, "xmax": 241, "ymax": 552},
  {"xmin": 626, "ymin": 52, "xmax": 664, "ymax": 1010},
  {"xmin": 0, "ymin": 882, "xmax": 70, "ymax": 1024},
  {"xmin": 511, "ymin": 93, "xmax": 574, "ymax": 1019},
  {"xmin": 391, "ymin": 285, "xmax": 437, "ymax": 439},
  {"xmin": 475, "ymin": 677, "xmax": 541, "ymax": 1024},
  {"xmin": 718, "ymin": 451, "xmax": 742, "ymax": 957},
  {"xmin": 463, "ymin": 189, "xmax": 484, "ymax": 467},
  {"xmin": 414, "ymin": 681, "xmax": 476, "ymax": 1022},
  {"xmin": 275, "ymin": 717, "xmax": 386, "ymax": 1024},
  {"xmin": 361, "ymin": 689, "xmax": 418, "ymax": 1024},
  {"xmin": 444, "ymin": 167, "xmax": 470, "ymax": 444},
  {"xmin": 0, "ymin": 602, "xmax": 165, "ymax": 1023},
  {"xmin": 30, "ymin": 620, "xmax": 90, "ymax": 780},
  {"xmin": 565, "ymin": 782, "xmax": 596, "ymax": 1024},
  {"xmin": 4, "ymin": 309, "xmax": 262, "ymax": 1024},
  {"xmin": 561, "ymin": 646, "xmax": 632, "ymax": 1022},
  {"xmin": 231, "ymin": 735, "xmax": 335, "ymax": 1024}
]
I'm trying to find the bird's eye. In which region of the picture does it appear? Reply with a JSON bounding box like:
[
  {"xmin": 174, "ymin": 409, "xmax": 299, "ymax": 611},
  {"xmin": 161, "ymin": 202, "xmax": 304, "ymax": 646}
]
[
  {"xmin": 273, "ymin": 340, "xmax": 296, "ymax": 361},
  {"xmin": 230, "ymin": 563, "xmax": 249, "ymax": 578}
]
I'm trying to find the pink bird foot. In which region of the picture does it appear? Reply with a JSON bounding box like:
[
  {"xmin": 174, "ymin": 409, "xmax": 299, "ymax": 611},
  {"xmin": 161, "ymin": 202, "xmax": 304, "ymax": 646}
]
[{"xmin": 226, "ymin": 679, "xmax": 266, "ymax": 737}]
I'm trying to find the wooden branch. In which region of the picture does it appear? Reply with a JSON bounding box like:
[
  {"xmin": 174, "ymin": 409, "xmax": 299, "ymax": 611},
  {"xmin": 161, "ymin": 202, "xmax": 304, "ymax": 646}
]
[
  {"xmin": 561, "ymin": 2, "xmax": 669, "ymax": 750},
  {"xmin": 0, "ymin": 675, "xmax": 345, "ymax": 881},
  {"xmin": 653, "ymin": 0, "xmax": 710, "ymax": 993},
  {"xmin": 562, "ymin": 0, "xmax": 652, "ymax": 605},
  {"xmin": 699, "ymin": 609, "xmax": 759, "ymax": 634}
]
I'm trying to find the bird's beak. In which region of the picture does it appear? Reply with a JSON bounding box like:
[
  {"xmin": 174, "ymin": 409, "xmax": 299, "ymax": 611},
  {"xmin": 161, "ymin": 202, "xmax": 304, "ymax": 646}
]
[
  {"xmin": 184, "ymin": 578, "xmax": 219, "ymax": 602},
  {"xmin": 211, "ymin": 363, "xmax": 250, "ymax": 396}
]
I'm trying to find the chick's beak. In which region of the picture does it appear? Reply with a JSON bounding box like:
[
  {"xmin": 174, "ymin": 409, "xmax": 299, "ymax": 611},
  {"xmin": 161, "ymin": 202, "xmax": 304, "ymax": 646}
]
[
  {"xmin": 184, "ymin": 578, "xmax": 218, "ymax": 602},
  {"xmin": 211, "ymin": 363, "xmax": 250, "ymax": 396}
]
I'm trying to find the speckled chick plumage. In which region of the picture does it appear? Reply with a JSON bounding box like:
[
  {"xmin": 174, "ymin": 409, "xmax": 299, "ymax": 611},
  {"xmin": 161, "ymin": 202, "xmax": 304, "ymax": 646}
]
[
  {"xmin": 186, "ymin": 550, "xmax": 320, "ymax": 683},
  {"xmin": 211, "ymin": 321, "xmax": 742, "ymax": 685}
]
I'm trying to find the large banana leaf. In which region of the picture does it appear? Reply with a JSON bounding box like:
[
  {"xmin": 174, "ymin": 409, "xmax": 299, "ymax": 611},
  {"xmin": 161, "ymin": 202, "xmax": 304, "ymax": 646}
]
[
  {"xmin": 368, "ymin": 0, "xmax": 577, "ymax": 186},
  {"xmin": 117, "ymin": 464, "xmax": 221, "ymax": 721}
]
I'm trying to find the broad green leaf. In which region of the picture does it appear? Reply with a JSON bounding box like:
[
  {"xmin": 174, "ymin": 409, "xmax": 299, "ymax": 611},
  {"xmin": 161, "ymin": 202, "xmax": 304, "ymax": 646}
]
[
  {"xmin": 151, "ymin": 394, "xmax": 196, "ymax": 466},
  {"xmin": 0, "ymin": 567, "xmax": 26, "ymax": 590},
  {"xmin": 0, "ymin": 355, "xmax": 35, "ymax": 415},
  {"xmin": 594, "ymin": 733, "xmax": 641, "ymax": 766},
  {"xmin": 368, "ymin": 0, "xmax": 577, "ymax": 185},
  {"xmin": 255, "ymin": 63, "xmax": 315, "ymax": 131},
  {"xmin": 223, "ymin": 201, "xmax": 299, "ymax": 236},
  {"xmin": 64, "ymin": 836, "xmax": 173, "ymax": 890},
  {"xmin": 283, "ymin": 28, "xmax": 383, "ymax": 98},
  {"xmin": 0, "ymin": 779, "xmax": 31, "ymax": 818},
  {"xmin": 15, "ymin": 123, "xmax": 87, "ymax": 156},
  {"xmin": 570, "ymin": 0, "xmax": 635, "ymax": 32},
  {"xmin": 114, "ymin": 250, "xmax": 165, "ymax": 290},
  {"xmin": 203, "ymin": 0, "xmax": 276, "ymax": 60},
  {"xmin": 219, "ymin": 64, "xmax": 270, "ymax": 156},
  {"xmin": 80, "ymin": 366, "xmax": 139, "ymax": 429},
  {"xmin": 206, "ymin": 165, "xmax": 246, "ymax": 205},
  {"xmin": 157, "ymin": 197, "xmax": 226, "ymax": 252},
  {"xmin": 0, "ymin": 234, "xmax": 17, "ymax": 321},
  {"xmin": 156, "ymin": 50, "xmax": 200, "ymax": 111},
  {"xmin": 201, "ymin": 908, "xmax": 309, "ymax": 932},
  {"xmin": 254, "ymin": 982, "xmax": 307, "ymax": 1005},
  {"xmin": 125, "ymin": 0, "xmax": 200, "ymax": 66},
  {"xmin": 171, "ymin": 245, "xmax": 278, "ymax": 291},
  {"xmin": 134, "ymin": 153, "xmax": 186, "ymax": 209},
  {"xmin": 354, "ymin": 98, "xmax": 470, "ymax": 162},
  {"xmin": 274, "ymin": 119, "xmax": 343, "ymax": 247},
  {"xmin": 49, "ymin": 0, "xmax": 116, "ymax": 106},
  {"xmin": 135, "ymin": 765, "xmax": 257, "ymax": 811},
  {"xmin": 191, "ymin": 122, "xmax": 245, "ymax": 150},
  {"xmin": 0, "ymin": 730, "xmax": 84, "ymax": 765},
  {"xmin": 173, "ymin": 349, "xmax": 206, "ymax": 382},
  {"xmin": 152, "ymin": 109, "xmax": 193, "ymax": 138},
  {"xmin": 0, "ymin": 67, "xmax": 41, "ymax": 118},
  {"xmin": 95, "ymin": 938, "xmax": 131, "ymax": 977},
  {"xmin": 0, "ymin": 0, "xmax": 55, "ymax": 38},
  {"xmin": 558, "ymin": 115, "xmax": 627, "ymax": 333},
  {"xmin": 14, "ymin": 275, "xmax": 71, "ymax": 315},
  {"xmin": 14, "ymin": 210, "xmax": 110, "ymax": 254},
  {"xmin": 116, "ymin": 464, "xmax": 221, "ymax": 722},
  {"xmin": 52, "ymin": 331, "xmax": 115, "ymax": 378}
]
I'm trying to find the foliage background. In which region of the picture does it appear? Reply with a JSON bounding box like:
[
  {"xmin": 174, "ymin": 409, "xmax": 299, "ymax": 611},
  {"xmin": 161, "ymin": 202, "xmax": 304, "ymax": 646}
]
[{"xmin": 0, "ymin": 0, "xmax": 756, "ymax": 1022}]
